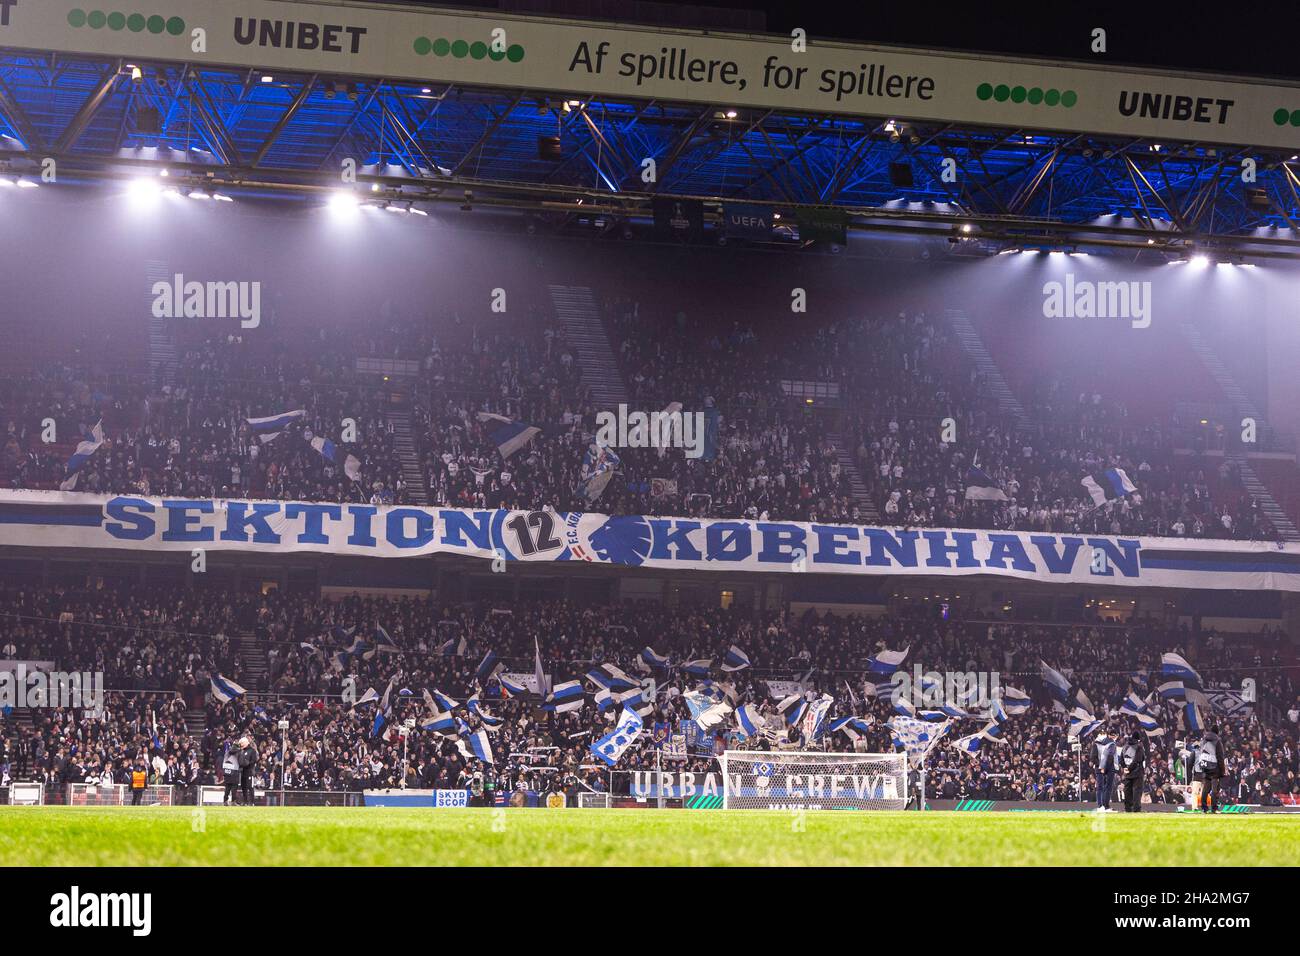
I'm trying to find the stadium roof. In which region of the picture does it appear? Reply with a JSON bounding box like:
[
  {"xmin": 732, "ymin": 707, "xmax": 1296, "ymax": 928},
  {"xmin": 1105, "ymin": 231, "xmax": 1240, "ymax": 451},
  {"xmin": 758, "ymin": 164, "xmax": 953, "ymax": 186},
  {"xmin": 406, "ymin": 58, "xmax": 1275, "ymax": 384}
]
[{"xmin": 1, "ymin": 0, "xmax": 1299, "ymax": 258}]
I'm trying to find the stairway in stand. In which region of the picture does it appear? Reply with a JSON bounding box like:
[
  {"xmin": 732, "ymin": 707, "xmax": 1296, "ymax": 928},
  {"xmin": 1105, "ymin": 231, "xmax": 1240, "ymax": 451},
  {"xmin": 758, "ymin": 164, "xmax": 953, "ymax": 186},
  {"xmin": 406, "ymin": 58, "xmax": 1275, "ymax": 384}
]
[
  {"xmin": 1230, "ymin": 456, "xmax": 1300, "ymax": 542},
  {"xmin": 827, "ymin": 431, "xmax": 880, "ymax": 522},
  {"xmin": 947, "ymin": 309, "xmax": 1032, "ymax": 431},
  {"xmin": 388, "ymin": 401, "xmax": 430, "ymax": 505},
  {"xmin": 236, "ymin": 630, "xmax": 269, "ymax": 697},
  {"xmin": 548, "ymin": 284, "xmax": 629, "ymax": 410}
]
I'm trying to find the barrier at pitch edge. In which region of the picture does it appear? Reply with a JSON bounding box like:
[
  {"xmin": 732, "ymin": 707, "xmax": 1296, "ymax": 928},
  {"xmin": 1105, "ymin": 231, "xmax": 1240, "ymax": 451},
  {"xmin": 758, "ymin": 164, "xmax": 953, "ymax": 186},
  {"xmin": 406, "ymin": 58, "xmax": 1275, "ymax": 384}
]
[
  {"xmin": 1, "ymin": 0, "xmax": 1299, "ymax": 150},
  {"xmin": 2, "ymin": 490, "xmax": 1299, "ymax": 591}
]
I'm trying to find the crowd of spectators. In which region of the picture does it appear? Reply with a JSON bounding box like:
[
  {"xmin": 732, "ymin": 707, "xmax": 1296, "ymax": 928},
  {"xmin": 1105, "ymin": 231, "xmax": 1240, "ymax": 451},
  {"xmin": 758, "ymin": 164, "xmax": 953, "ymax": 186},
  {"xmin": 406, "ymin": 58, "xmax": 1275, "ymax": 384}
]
[
  {"xmin": 0, "ymin": 289, "xmax": 1291, "ymax": 540},
  {"xmin": 3, "ymin": 584, "xmax": 1297, "ymax": 807}
]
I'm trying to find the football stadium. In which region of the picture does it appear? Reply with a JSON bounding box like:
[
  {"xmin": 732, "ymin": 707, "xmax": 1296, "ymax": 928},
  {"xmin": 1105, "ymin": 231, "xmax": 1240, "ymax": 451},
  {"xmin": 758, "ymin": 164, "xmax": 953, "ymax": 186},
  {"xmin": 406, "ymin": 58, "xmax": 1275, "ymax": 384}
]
[{"xmin": 0, "ymin": 0, "xmax": 1299, "ymax": 912}]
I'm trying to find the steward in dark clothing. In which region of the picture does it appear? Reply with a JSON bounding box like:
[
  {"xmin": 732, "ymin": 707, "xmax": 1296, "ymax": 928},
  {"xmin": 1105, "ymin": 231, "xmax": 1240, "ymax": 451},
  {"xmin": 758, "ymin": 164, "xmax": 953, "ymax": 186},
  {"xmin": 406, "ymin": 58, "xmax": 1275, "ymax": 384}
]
[
  {"xmin": 1195, "ymin": 727, "xmax": 1227, "ymax": 812},
  {"xmin": 1120, "ymin": 733, "xmax": 1147, "ymax": 812},
  {"xmin": 238, "ymin": 741, "xmax": 257, "ymax": 806}
]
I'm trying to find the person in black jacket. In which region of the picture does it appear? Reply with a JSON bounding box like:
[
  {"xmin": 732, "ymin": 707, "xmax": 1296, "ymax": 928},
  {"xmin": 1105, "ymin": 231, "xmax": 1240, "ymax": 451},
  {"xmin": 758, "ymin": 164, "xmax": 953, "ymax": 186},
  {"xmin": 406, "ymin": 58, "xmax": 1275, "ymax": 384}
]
[
  {"xmin": 1120, "ymin": 732, "xmax": 1147, "ymax": 812},
  {"xmin": 237, "ymin": 736, "xmax": 257, "ymax": 806}
]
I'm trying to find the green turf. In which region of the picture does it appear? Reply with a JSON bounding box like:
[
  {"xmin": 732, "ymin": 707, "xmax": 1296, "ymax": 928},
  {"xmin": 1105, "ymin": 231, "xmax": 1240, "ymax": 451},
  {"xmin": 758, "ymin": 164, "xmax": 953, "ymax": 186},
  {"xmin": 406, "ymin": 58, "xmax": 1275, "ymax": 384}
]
[{"xmin": 0, "ymin": 807, "xmax": 1294, "ymax": 866}]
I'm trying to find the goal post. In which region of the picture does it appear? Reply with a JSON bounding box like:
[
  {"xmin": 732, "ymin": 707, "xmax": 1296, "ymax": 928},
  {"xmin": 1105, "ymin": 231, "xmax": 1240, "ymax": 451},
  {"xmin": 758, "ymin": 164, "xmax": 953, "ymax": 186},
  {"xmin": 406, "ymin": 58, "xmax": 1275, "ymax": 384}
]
[
  {"xmin": 66, "ymin": 783, "xmax": 176, "ymax": 806},
  {"xmin": 719, "ymin": 751, "xmax": 908, "ymax": 811}
]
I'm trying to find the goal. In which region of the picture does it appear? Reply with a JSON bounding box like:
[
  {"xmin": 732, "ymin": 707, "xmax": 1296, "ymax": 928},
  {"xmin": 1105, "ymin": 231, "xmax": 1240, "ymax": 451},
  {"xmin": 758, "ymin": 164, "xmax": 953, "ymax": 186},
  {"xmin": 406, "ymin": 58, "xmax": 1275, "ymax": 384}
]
[
  {"xmin": 719, "ymin": 751, "xmax": 908, "ymax": 810},
  {"xmin": 66, "ymin": 783, "xmax": 176, "ymax": 806},
  {"xmin": 577, "ymin": 791, "xmax": 612, "ymax": 809},
  {"xmin": 7, "ymin": 782, "xmax": 44, "ymax": 805}
]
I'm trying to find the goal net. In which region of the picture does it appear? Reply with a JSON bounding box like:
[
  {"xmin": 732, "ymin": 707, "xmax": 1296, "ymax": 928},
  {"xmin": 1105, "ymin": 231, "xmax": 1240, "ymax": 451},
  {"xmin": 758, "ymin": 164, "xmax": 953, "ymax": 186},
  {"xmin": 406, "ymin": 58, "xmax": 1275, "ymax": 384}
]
[
  {"xmin": 577, "ymin": 791, "xmax": 612, "ymax": 809},
  {"xmin": 66, "ymin": 784, "xmax": 176, "ymax": 806},
  {"xmin": 719, "ymin": 751, "xmax": 908, "ymax": 810}
]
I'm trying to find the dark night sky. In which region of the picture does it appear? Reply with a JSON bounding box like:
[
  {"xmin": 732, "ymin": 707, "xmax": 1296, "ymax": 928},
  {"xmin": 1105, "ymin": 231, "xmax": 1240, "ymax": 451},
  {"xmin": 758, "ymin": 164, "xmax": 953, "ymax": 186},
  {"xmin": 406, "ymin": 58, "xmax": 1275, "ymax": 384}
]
[{"xmin": 360, "ymin": 0, "xmax": 1300, "ymax": 81}]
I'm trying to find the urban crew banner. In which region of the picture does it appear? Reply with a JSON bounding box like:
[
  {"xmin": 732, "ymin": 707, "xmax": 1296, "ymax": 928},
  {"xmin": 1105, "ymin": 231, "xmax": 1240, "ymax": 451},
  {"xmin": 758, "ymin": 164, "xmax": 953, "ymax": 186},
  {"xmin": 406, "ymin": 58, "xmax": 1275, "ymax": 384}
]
[
  {"xmin": 2, "ymin": 491, "xmax": 1299, "ymax": 591},
  {"xmin": 0, "ymin": 0, "xmax": 1298, "ymax": 149}
]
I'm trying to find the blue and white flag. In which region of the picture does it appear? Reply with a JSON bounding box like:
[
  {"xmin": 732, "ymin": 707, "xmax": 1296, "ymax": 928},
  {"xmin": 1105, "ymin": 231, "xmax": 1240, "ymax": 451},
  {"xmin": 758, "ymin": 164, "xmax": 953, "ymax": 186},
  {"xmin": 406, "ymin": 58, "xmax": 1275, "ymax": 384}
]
[
  {"xmin": 594, "ymin": 686, "xmax": 615, "ymax": 713},
  {"xmin": 680, "ymin": 658, "xmax": 712, "ymax": 677},
  {"xmin": 1157, "ymin": 680, "xmax": 1187, "ymax": 702},
  {"xmin": 616, "ymin": 681, "xmax": 656, "ymax": 717},
  {"xmin": 477, "ymin": 412, "xmax": 543, "ymax": 459},
  {"xmin": 828, "ymin": 716, "xmax": 873, "ymax": 741},
  {"xmin": 721, "ymin": 645, "xmax": 751, "ymax": 672},
  {"xmin": 867, "ymin": 646, "xmax": 909, "ymax": 674},
  {"xmin": 438, "ymin": 632, "xmax": 467, "ymax": 657},
  {"xmin": 1040, "ymin": 660, "xmax": 1072, "ymax": 710},
  {"xmin": 640, "ymin": 647, "xmax": 670, "ymax": 670},
  {"xmin": 952, "ymin": 721, "xmax": 1006, "ymax": 754},
  {"xmin": 354, "ymin": 686, "xmax": 379, "ymax": 707},
  {"xmin": 457, "ymin": 729, "xmax": 495, "ymax": 764},
  {"xmin": 60, "ymin": 420, "xmax": 105, "ymax": 491},
  {"xmin": 590, "ymin": 707, "xmax": 644, "ymax": 767},
  {"xmin": 964, "ymin": 460, "xmax": 1008, "ymax": 502},
  {"xmin": 209, "ymin": 674, "xmax": 246, "ymax": 704},
  {"xmin": 1136, "ymin": 710, "xmax": 1165, "ymax": 737},
  {"xmin": 372, "ymin": 624, "xmax": 398, "ymax": 654},
  {"xmin": 800, "ymin": 694, "xmax": 834, "ymax": 741},
  {"xmin": 1068, "ymin": 712, "xmax": 1102, "ymax": 741},
  {"xmin": 683, "ymin": 690, "xmax": 731, "ymax": 730},
  {"xmin": 888, "ymin": 715, "xmax": 953, "ymax": 766},
  {"xmin": 245, "ymin": 408, "xmax": 305, "ymax": 443},
  {"xmin": 498, "ymin": 674, "xmax": 529, "ymax": 698},
  {"xmin": 1081, "ymin": 468, "xmax": 1137, "ymax": 507},
  {"xmin": 534, "ymin": 637, "xmax": 551, "ymax": 699},
  {"xmin": 776, "ymin": 694, "xmax": 807, "ymax": 727},
  {"xmin": 430, "ymin": 689, "xmax": 459, "ymax": 712},
  {"xmin": 1121, "ymin": 691, "xmax": 1151, "ymax": 717},
  {"xmin": 586, "ymin": 664, "xmax": 640, "ymax": 692},
  {"xmin": 545, "ymin": 680, "xmax": 585, "ymax": 713},
  {"xmin": 1182, "ymin": 701, "xmax": 1205, "ymax": 734},
  {"xmin": 575, "ymin": 441, "xmax": 621, "ymax": 504},
  {"xmin": 864, "ymin": 672, "xmax": 904, "ymax": 699},
  {"xmin": 736, "ymin": 704, "xmax": 766, "ymax": 738},
  {"xmin": 1160, "ymin": 652, "xmax": 1202, "ymax": 689},
  {"xmin": 421, "ymin": 710, "xmax": 457, "ymax": 736},
  {"xmin": 307, "ymin": 433, "xmax": 362, "ymax": 482},
  {"xmin": 475, "ymin": 650, "xmax": 502, "ymax": 684}
]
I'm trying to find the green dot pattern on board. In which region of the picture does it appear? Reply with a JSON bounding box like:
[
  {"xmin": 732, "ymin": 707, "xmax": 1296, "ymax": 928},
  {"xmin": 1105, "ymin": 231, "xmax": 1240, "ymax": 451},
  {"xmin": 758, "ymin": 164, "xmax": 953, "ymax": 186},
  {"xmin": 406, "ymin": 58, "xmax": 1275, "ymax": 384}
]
[
  {"xmin": 414, "ymin": 37, "xmax": 524, "ymax": 63},
  {"xmin": 977, "ymin": 82, "xmax": 1076, "ymax": 108},
  {"xmin": 69, "ymin": 10, "xmax": 185, "ymax": 35}
]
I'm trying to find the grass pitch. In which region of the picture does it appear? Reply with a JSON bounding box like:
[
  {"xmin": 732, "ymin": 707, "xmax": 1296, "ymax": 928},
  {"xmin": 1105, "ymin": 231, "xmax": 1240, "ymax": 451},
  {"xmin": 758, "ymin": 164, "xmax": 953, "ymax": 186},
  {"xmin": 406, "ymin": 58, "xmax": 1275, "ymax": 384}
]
[{"xmin": 1, "ymin": 807, "xmax": 1294, "ymax": 866}]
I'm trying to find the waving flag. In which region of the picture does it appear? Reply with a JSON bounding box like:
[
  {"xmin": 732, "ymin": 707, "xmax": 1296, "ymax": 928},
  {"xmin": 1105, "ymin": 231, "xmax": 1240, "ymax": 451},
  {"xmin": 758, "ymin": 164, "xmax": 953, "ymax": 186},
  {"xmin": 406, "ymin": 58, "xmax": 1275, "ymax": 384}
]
[
  {"xmin": 800, "ymin": 694, "xmax": 835, "ymax": 741},
  {"xmin": 430, "ymin": 689, "xmax": 459, "ymax": 712},
  {"xmin": 736, "ymin": 704, "xmax": 766, "ymax": 738},
  {"xmin": 964, "ymin": 459, "xmax": 1008, "ymax": 501},
  {"xmin": 586, "ymin": 664, "xmax": 640, "ymax": 692},
  {"xmin": 372, "ymin": 624, "xmax": 398, "ymax": 654},
  {"xmin": 498, "ymin": 674, "xmax": 529, "ymax": 698},
  {"xmin": 545, "ymin": 680, "xmax": 585, "ymax": 713},
  {"xmin": 684, "ymin": 690, "xmax": 731, "ymax": 730},
  {"xmin": 864, "ymin": 672, "xmax": 904, "ymax": 699},
  {"xmin": 307, "ymin": 433, "xmax": 361, "ymax": 482},
  {"xmin": 776, "ymin": 694, "xmax": 807, "ymax": 727},
  {"xmin": 457, "ymin": 729, "xmax": 495, "ymax": 764},
  {"xmin": 575, "ymin": 441, "xmax": 621, "ymax": 503},
  {"xmin": 1161, "ymin": 653, "xmax": 1203, "ymax": 688},
  {"xmin": 889, "ymin": 716, "xmax": 953, "ymax": 767},
  {"xmin": 1040, "ymin": 660, "xmax": 1073, "ymax": 711},
  {"xmin": 209, "ymin": 674, "xmax": 246, "ymax": 704},
  {"xmin": 829, "ymin": 716, "xmax": 873, "ymax": 741},
  {"xmin": 422, "ymin": 711, "xmax": 457, "ymax": 736},
  {"xmin": 721, "ymin": 645, "xmax": 752, "ymax": 672},
  {"xmin": 952, "ymin": 721, "xmax": 1006, "ymax": 754},
  {"xmin": 59, "ymin": 420, "xmax": 105, "ymax": 491},
  {"xmin": 438, "ymin": 633, "xmax": 467, "ymax": 657},
  {"xmin": 590, "ymin": 707, "xmax": 644, "ymax": 767},
  {"xmin": 245, "ymin": 408, "xmax": 305, "ymax": 444},
  {"xmin": 477, "ymin": 412, "xmax": 542, "ymax": 459},
  {"xmin": 533, "ymin": 637, "xmax": 551, "ymax": 699},
  {"xmin": 867, "ymin": 646, "xmax": 910, "ymax": 674},
  {"xmin": 640, "ymin": 647, "xmax": 670, "ymax": 670},
  {"xmin": 475, "ymin": 650, "xmax": 502, "ymax": 685},
  {"xmin": 680, "ymin": 658, "xmax": 712, "ymax": 678},
  {"xmin": 594, "ymin": 686, "xmax": 615, "ymax": 713},
  {"xmin": 996, "ymin": 686, "xmax": 1032, "ymax": 717},
  {"xmin": 354, "ymin": 687, "xmax": 379, "ymax": 707},
  {"xmin": 615, "ymin": 684, "xmax": 655, "ymax": 717},
  {"xmin": 1081, "ymin": 468, "xmax": 1137, "ymax": 507}
]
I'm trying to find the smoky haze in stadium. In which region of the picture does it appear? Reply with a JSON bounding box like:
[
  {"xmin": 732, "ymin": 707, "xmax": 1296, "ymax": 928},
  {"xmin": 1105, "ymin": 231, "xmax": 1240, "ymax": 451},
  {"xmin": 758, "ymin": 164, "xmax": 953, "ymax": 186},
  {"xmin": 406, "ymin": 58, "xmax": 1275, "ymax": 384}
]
[{"xmin": 0, "ymin": 0, "xmax": 1298, "ymax": 923}]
